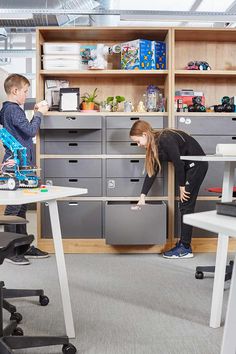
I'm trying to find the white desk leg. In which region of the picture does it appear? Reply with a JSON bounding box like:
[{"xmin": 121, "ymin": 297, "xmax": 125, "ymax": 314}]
[
  {"xmin": 210, "ymin": 161, "xmax": 235, "ymax": 328},
  {"xmin": 48, "ymin": 200, "xmax": 75, "ymax": 338},
  {"xmin": 220, "ymin": 252, "xmax": 236, "ymax": 354}
]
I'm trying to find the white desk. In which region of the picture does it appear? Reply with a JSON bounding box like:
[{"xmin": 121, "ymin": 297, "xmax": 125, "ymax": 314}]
[
  {"xmin": 181, "ymin": 155, "xmax": 236, "ymax": 329},
  {"xmin": 0, "ymin": 185, "xmax": 87, "ymax": 338},
  {"xmin": 184, "ymin": 211, "xmax": 236, "ymax": 354}
]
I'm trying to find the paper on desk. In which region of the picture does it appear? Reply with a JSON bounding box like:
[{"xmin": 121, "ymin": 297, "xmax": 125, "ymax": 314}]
[{"xmin": 216, "ymin": 144, "xmax": 236, "ymax": 156}]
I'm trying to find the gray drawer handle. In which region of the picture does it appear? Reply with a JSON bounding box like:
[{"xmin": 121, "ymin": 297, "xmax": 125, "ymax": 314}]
[
  {"xmin": 130, "ymin": 117, "xmax": 140, "ymax": 121},
  {"xmin": 130, "ymin": 142, "xmax": 138, "ymax": 146},
  {"xmin": 130, "ymin": 159, "xmax": 139, "ymax": 163},
  {"xmin": 68, "ymin": 202, "xmax": 78, "ymax": 206},
  {"xmin": 130, "ymin": 179, "xmax": 140, "ymax": 182},
  {"xmin": 68, "ymin": 130, "xmax": 78, "ymax": 134},
  {"xmin": 69, "ymin": 160, "xmax": 78, "ymax": 163},
  {"xmin": 68, "ymin": 143, "xmax": 78, "ymax": 146},
  {"xmin": 66, "ymin": 116, "xmax": 76, "ymax": 120},
  {"xmin": 69, "ymin": 178, "xmax": 78, "ymax": 182}
]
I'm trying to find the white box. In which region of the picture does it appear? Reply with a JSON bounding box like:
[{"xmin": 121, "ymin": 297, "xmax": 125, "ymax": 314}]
[
  {"xmin": 42, "ymin": 55, "xmax": 81, "ymax": 70},
  {"xmin": 43, "ymin": 42, "xmax": 80, "ymax": 55}
]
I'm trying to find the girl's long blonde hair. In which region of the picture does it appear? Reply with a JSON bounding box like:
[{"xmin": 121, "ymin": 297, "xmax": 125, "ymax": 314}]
[{"xmin": 130, "ymin": 120, "xmax": 181, "ymax": 177}]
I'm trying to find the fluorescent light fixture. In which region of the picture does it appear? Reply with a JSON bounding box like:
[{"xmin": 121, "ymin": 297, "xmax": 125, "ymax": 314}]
[
  {"xmin": 197, "ymin": 0, "xmax": 234, "ymax": 12},
  {"xmin": 0, "ymin": 13, "xmax": 33, "ymax": 20}
]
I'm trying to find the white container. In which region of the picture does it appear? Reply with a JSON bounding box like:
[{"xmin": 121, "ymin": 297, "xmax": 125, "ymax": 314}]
[
  {"xmin": 43, "ymin": 42, "xmax": 80, "ymax": 55},
  {"xmin": 42, "ymin": 55, "xmax": 81, "ymax": 70}
]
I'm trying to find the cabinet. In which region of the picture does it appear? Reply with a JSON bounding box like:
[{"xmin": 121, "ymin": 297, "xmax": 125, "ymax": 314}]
[
  {"xmin": 36, "ymin": 27, "xmax": 236, "ymax": 254},
  {"xmin": 37, "ymin": 27, "xmax": 171, "ymax": 253},
  {"xmin": 173, "ymin": 28, "xmax": 236, "ymax": 250}
]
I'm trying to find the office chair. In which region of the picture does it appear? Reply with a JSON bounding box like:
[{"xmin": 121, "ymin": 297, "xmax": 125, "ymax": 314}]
[
  {"xmin": 195, "ymin": 187, "xmax": 236, "ymax": 281},
  {"xmin": 0, "ymin": 216, "xmax": 76, "ymax": 353},
  {"xmin": 0, "ymin": 216, "xmax": 49, "ymax": 322}
]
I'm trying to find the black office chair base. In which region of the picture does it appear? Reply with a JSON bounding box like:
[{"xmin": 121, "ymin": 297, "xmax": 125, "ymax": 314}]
[
  {"xmin": 195, "ymin": 260, "xmax": 234, "ymax": 281},
  {"xmin": 0, "ymin": 336, "xmax": 76, "ymax": 353}
]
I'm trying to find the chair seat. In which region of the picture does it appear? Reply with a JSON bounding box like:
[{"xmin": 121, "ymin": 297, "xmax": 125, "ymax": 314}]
[{"xmin": 0, "ymin": 215, "xmax": 28, "ymax": 225}]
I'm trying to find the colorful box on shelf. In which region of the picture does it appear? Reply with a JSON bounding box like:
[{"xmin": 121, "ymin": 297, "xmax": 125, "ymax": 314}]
[
  {"xmin": 121, "ymin": 39, "xmax": 166, "ymax": 70},
  {"xmin": 174, "ymin": 95, "xmax": 205, "ymax": 106}
]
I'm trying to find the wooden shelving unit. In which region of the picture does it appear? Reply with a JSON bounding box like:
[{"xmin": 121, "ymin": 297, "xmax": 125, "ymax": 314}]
[{"xmin": 36, "ymin": 26, "xmax": 236, "ymax": 254}]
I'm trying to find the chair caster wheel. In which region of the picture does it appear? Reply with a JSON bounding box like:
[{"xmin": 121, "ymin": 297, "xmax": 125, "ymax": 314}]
[
  {"xmin": 12, "ymin": 327, "xmax": 24, "ymax": 336},
  {"xmin": 62, "ymin": 343, "xmax": 77, "ymax": 353},
  {"xmin": 39, "ymin": 295, "xmax": 49, "ymax": 306},
  {"xmin": 10, "ymin": 312, "xmax": 23, "ymax": 323},
  {"xmin": 195, "ymin": 271, "xmax": 204, "ymax": 279}
]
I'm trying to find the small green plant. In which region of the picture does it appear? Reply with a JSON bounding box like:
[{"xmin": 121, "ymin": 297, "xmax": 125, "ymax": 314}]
[
  {"xmin": 105, "ymin": 95, "xmax": 125, "ymax": 111},
  {"xmin": 81, "ymin": 88, "xmax": 99, "ymax": 105}
]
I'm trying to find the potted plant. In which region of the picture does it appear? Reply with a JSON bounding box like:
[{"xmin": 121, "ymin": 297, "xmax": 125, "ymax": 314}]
[
  {"xmin": 81, "ymin": 88, "xmax": 99, "ymax": 110},
  {"xmin": 105, "ymin": 95, "xmax": 125, "ymax": 112}
]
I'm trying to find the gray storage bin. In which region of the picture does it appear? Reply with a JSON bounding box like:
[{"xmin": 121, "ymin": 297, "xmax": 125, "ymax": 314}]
[
  {"xmin": 43, "ymin": 141, "xmax": 102, "ymax": 155},
  {"xmin": 42, "ymin": 158, "xmax": 102, "ymax": 177},
  {"xmin": 42, "ymin": 177, "xmax": 102, "ymax": 197},
  {"xmin": 105, "ymin": 201, "xmax": 167, "ymax": 245},
  {"xmin": 176, "ymin": 116, "xmax": 236, "ymax": 135},
  {"xmin": 42, "ymin": 129, "xmax": 102, "ymax": 142},
  {"xmin": 175, "ymin": 200, "xmax": 217, "ymax": 238},
  {"xmin": 41, "ymin": 115, "xmax": 102, "ymax": 129},
  {"xmin": 106, "ymin": 116, "xmax": 165, "ymax": 129},
  {"xmin": 194, "ymin": 135, "xmax": 236, "ymax": 154},
  {"xmin": 41, "ymin": 201, "xmax": 102, "ymax": 238},
  {"xmin": 106, "ymin": 177, "xmax": 164, "ymax": 196}
]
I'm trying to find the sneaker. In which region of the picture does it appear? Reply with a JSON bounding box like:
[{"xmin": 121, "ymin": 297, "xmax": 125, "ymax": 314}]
[
  {"xmin": 24, "ymin": 246, "xmax": 49, "ymax": 259},
  {"xmin": 5, "ymin": 254, "xmax": 30, "ymax": 265},
  {"xmin": 163, "ymin": 241, "xmax": 193, "ymax": 259}
]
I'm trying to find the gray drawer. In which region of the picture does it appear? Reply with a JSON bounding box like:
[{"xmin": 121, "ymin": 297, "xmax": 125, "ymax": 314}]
[
  {"xmin": 107, "ymin": 129, "xmax": 131, "ymax": 142},
  {"xmin": 106, "ymin": 116, "xmax": 165, "ymax": 129},
  {"xmin": 41, "ymin": 115, "xmax": 102, "ymax": 129},
  {"xmin": 106, "ymin": 177, "xmax": 164, "ymax": 196},
  {"xmin": 106, "ymin": 158, "xmax": 164, "ymax": 178},
  {"xmin": 106, "ymin": 142, "xmax": 141, "ymax": 154},
  {"xmin": 42, "ymin": 141, "xmax": 102, "ymax": 155},
  {"xmin": 41, "ymin": 201, "xmax": 102, "ymax": 238},
  {"xmin": 175, "ymin": 116, "xmax": 236, "ymax": 135},
  {"xmin": 42, "ymin": 158, "xmax": 102, "ymax": 177},
  {"xmin": 42, "ymin": 129, "xmax": 102, "ymax": 142},
  {"xmin": 105, "ymin": 201, "xmax": 166, "ymax": 245},
  {"xmin": 42, "ymin": 177, "xmax": 102, "ymax": 197},
  {"xmin": 195, "ymin": 136, "xmax": 236, "ymax": 155},
  {"xmin": 175, "ymin": 200, "xmax": 217, "ymax": 238}
]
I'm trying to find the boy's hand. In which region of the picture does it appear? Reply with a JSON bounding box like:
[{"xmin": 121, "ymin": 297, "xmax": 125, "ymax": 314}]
[{"xmin": 35, "ymin": 101, "xmax": 49, "ymax": 115}]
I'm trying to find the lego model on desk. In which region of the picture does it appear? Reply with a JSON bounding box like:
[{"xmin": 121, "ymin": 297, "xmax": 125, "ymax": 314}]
[{"xmin": 0, "ymin": 128, "xmax": 40, "ymax": 190}]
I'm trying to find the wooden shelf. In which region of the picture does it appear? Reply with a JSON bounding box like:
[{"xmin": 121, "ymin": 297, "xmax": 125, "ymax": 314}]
[
  {"xmin": 40, "ymin": 69, "xmax": 168, "ymax": 77},
  {"xmin": 175, "ymin": 70, "xmax": 236, "ymax": 78}
]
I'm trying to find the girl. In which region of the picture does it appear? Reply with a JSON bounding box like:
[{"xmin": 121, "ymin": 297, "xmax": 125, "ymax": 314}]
[{"xmin": 130, "ymin": 120, "xmax": 208, "ymax": 259}]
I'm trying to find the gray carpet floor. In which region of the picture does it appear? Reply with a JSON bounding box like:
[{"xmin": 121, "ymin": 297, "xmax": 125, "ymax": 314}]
[{"xmin": 1, "ymin": 253, "xmax": 230, "ymax": 354}]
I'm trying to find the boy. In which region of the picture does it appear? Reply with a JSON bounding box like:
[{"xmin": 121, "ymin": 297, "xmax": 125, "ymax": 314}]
[{"xmin": 0, "ymin": 73, "xmax": 49, "ymax": 265}]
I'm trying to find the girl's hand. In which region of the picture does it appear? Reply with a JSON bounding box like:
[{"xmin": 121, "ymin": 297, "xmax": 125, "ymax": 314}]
[
  {"xmin": 131, "ymin": 194, "xmax": 146, "ymax": 210},
  {"xmin": 179, "ymin": 186, "xmax": 190, "ymax": 202}
]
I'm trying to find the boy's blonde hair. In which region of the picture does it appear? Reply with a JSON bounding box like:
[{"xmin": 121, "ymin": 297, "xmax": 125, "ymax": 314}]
[{"xmin": 4, "ymin": 74, "xmax": 30, "ymax": 95}]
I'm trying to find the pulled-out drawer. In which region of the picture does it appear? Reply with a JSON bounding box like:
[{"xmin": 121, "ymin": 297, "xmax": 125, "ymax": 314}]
[
  {"xmin": 106, "ymin": 115, "xmax": 165, "ymax": 129},
  {"xmin": 42, "ymin": 141, "xmax": 102, "ymax": 155},
  {"xmin": 41, "ymin": 115, "xmax": 102, "ymax": 129},
  {"xmin": 175, "ymin": 116, "xmax": 236, "ymax": 135},
  {"xmin": 105, "ymin": 201, "xmax": 167, "ymax": 245},
  {"xmin": 41, "ymin": 201, "xmax": 102, "ymax": 238},
  {"xmin": 106, "ymin": 158, "xmax": 164, "ymax": 178},
  {"xmin": 42, "ymin": 158, "xmax": 102, "ymax": 177},
  {"xmin": 42, "ymin": 129, "xmax": 102, "ymax": 142},
  {"xmin": 175, "ymin": 200, "xmax": 217, "ymax": 238},
  {"xmin": 106, "ymin": 177, "xmax": 164, "ymax": 196},
  {"xmin": 42, "ymin": 177, "xmax": 102, "ymax": 197}
]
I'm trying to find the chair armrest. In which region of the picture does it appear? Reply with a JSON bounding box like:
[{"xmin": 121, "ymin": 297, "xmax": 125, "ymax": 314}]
[{"xmin": 0, "ymin": 215, "xmax": 29, "ymax": 225}]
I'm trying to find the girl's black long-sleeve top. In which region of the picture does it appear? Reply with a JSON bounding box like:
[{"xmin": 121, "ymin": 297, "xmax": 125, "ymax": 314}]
[{"xmin": 141, "ymin": 130, "xmax": 206, "ymax": 195}]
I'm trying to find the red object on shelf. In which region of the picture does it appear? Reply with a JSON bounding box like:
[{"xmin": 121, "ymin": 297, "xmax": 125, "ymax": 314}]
[
  {"xmin": 208, "ymin": 187, "xmax": 236, "ymax": 193},
  {"xmin": 174, "ymin": 95, "xmax": 205, "ymax": 106}
]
